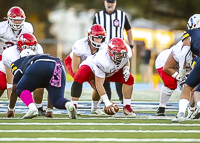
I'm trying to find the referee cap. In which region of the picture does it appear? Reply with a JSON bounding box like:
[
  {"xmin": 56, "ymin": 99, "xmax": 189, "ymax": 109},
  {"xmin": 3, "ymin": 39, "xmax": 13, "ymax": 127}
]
[{"xmin": 105, "ymin": 0, "xmax": 116, "ymax": 3}]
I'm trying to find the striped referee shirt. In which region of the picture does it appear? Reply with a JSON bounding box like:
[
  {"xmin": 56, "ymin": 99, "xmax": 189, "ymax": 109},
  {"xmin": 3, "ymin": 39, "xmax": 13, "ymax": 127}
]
[{"xmin": 93, "ymin": 9, "xmax": 132, "ymax": 44}]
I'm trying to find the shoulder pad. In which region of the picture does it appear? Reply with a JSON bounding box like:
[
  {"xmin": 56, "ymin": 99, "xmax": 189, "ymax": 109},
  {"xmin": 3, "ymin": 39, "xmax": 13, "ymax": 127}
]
[
  {"xmin": 23, "ymin": 22, "xmax": 34, "ymax": 33},
  {"xmin": 182, "ymin": 31, "xmax": 190, "ymax": 42}
]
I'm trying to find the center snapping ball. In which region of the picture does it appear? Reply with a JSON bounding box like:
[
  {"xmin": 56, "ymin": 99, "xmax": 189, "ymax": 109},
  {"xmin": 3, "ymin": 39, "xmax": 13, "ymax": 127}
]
[{"xmin": 104, "ymin": 104, "xmax": 119, "ymax": 115}]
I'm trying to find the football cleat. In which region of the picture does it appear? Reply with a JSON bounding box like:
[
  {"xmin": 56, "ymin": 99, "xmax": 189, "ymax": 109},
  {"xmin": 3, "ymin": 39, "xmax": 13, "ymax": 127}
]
[
  {"xmin": 91, "ymin": 108, "xmax": 106, "ymax": 115},
  {"xmin": 22, "ymin": 109, "xmax": 38, "ymax": 119},
  {"xmin": 171, "ymin": 112, "xmax": 185, "ymax": 123},
  {"xmin": 73, "ymin": 104, "xmax": 81, "ymax": 115},
  {"xmin": 123, "ymin": 105, "xmax": 136, "ymax": 117},
  {"xmin": 66, "ymin": 102, "xmax": 77, "ymax": 119},
  {"xmin": 156, "ymin": 107, "xmax": 165, "ymax": 116},
  {"xmin": 190, "ymin": 105, "xmax": 200, "ymax": 119},
  {"xmin": 37, "ymin": 107, "xmax": 46, "ymax": 116},
  {"xmin": 186, "ymin": 107, "xmax": 196, "ymax": 119}
]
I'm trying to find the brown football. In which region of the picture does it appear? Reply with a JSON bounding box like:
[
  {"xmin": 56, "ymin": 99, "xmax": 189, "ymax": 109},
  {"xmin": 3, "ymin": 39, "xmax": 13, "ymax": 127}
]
[{"xmin": 104, "ymin": 104, "xmax": 119, "ymax": 115}]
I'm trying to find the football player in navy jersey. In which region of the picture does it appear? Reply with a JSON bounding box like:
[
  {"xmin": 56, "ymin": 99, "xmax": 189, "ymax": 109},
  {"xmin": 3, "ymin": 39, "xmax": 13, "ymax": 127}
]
[
  {"xmin": 172, "ymin": 14, "xmax": 200, "ymax": 122},
  {"xmin": 10, "ymin": 49, "xmax": 77, "ymax": 119}
]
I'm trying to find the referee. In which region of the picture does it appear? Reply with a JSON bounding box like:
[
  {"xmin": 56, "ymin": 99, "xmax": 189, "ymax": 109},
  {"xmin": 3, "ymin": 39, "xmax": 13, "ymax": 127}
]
[{"xmin": 93, "ymin": 0, "xmax": 134, "ymax": 104}]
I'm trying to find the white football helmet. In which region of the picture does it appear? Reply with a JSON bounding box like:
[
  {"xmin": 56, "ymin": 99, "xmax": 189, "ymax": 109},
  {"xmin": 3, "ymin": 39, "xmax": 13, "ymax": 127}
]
[
  {"xmin": 187, "ymin": 14, "xmax": 200, "ymax": 30},
  {"xmin": 20, "ymin": 49, "xmax": 35, "ymax": 58}
]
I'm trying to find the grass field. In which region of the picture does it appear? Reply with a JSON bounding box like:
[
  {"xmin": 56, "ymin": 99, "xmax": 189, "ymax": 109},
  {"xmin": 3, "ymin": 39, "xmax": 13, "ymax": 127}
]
[{"xmin": 0, "ymin": 88, "xmax": 200, "ymax": 143}]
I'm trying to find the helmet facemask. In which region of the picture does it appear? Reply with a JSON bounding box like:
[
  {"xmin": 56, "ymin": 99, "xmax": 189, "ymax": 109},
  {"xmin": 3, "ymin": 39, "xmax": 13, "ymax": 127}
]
[
  {"xmin": 89, "ymin": 35, "xmax": 105, "ymax": 48},
  {"xmin": 110, "ymin": 49, "xmax": 127, "ymax": 65}
]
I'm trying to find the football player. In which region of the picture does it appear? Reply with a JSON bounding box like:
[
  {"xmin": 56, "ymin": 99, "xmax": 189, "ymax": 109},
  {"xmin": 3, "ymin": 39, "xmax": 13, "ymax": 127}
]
[
  {"xmin": 9, "ymin": 49, "xmax": 77, "ymax": 119},
  {"xmin": 155, "ymin": 40, "xmax": 194, "ymax": 116},
  {"xmin": 71, "ymin": 38, "xmax": 136, "ymax": 116},
  {"xmin": 64, "ymin": 24, "xmax": 106, "ymax": 115},
  {"xmin": 172, "ymin": 14, "xmax": 200, "ymax": 122},
  {"xmin": 2, "ymin": 33, "xmax": 53, "ymax": 118},
  {"xmin": 0, "ymin": 6, "xmax": 47, "ymax": 117}
]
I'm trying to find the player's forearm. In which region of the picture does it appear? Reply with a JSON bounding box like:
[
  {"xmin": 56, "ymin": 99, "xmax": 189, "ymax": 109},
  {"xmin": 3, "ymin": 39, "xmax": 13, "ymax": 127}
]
[
  {"xmin": 127, "ymin": 29, "xmax": 133, "ymax": 46},
  {"xmin": 9, "ymin": 84, "xmax": 17, "ymax": 109}
]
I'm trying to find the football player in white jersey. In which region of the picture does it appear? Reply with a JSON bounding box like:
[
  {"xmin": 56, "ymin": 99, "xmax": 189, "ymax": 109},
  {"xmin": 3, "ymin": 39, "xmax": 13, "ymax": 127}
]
[
  {"xmin": 155, "ymin": 40, "xmax": 194, "ymax": 116},
  {"xmin": 0, "ymin": 6, "xmax": 33, "ymax": 98},
  {"xmin": 64, "ymin": 24, "xmax": 106, "ymax": 115},
  {"xmin": 72, "ymin": 38, "xmax": 136, "ymax": 116}
]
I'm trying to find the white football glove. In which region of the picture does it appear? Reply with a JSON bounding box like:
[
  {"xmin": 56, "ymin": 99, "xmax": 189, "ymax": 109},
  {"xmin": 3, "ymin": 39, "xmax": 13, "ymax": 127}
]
[
  {"xmin": 177, "ymin": 76, "xmax": 187, "ymax": 91},
  {"xmin": 123, "ymin": 66, "xmax": 130, "ymax": 82}
]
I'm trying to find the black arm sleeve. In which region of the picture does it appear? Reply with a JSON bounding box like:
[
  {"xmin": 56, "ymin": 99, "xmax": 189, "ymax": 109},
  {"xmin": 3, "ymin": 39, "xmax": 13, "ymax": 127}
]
[
  {"xmin": 13, "ymin": 72, "xmax": 23, "ymax": 85},
  {"xmin": 124, "ymin": 15, "xmax": 131, "ymax": 31}
]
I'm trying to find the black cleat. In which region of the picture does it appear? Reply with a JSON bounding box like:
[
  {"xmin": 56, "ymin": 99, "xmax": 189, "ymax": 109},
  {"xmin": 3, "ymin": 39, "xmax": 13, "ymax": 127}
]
[
  {"xmin": 156, "ymin": 107, "xmax": 165, "ymax": 116},
  {"xmin": 37, "ymin": 107, "xmax": 46, "ymax": 116}
]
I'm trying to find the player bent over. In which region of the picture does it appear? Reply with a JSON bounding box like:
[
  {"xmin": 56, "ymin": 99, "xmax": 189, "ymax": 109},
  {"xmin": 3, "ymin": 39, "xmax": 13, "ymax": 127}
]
[
  {"xmin": 71, "ymin": 38, "xmax": 136, "ymax": 116},
  {"xmin": 9, "ymin": 50, "xmax": 77, "ymax": 119},
  {"xmin": 155, "ymin": 40, "xmax": 193, "ymax": 116},
  {"xmin": 172, "ymin": 14, "xmax": 200, "ymax": 122},
  {"xmin": 3, "ymin": 33, "xmax": 53, "ymax": 118}
]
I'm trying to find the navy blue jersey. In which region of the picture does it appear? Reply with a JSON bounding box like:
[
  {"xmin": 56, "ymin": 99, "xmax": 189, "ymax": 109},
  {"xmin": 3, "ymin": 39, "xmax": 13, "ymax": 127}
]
[
  {"xmin": 11, "ymin": 54, "xmax": 62, "ymax": 84},
  {"xmin": 182, "ymin": 29, "xmax": 200, "ymax": 56}
]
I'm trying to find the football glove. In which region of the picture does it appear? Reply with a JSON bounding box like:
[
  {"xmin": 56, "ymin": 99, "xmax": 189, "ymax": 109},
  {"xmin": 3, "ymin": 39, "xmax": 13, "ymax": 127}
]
[
  {"xmin": 123, "ymin": 66, "xmax": 130, "ymax": 82},
  {"xmin": 177, "ymin": 76, "xmax": 187, "ymax": 91}
]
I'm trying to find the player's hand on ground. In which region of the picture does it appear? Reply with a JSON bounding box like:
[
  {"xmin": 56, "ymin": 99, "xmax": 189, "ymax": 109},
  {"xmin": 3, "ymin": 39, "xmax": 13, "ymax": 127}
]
[
  {"xmin": 6, "ymin": 111, "xmax": 15, "ymax": 118},
  {"xmin": 105, "ymin": 104, "xmax": 116, "ymax": 115}
]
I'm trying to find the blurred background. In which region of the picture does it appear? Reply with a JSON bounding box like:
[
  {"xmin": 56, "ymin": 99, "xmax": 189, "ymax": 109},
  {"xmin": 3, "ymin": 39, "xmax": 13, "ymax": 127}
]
[{"xmin": 1, "ymin": 0, "xmax": 200, "ymax": 85}]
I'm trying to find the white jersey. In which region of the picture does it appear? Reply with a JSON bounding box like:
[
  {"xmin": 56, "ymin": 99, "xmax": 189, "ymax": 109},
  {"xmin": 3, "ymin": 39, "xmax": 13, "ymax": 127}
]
[
  {"xmin": 81, "ymin": 43, "xmax": 132, "ymax": 78},
  {"xmin": 155, "ymin": 40, "xmax": 192, "ymax": 73},
  {"xmin": 0, "ymin": 21, "xmax": 33, "ymax": 55},
  {"xmin": 1, "ymin": 44, "xmax": 43, "ymax": 73},
  {"xmin": 69, "ymin": 37, "xmax": 106, "ymax": 63}
]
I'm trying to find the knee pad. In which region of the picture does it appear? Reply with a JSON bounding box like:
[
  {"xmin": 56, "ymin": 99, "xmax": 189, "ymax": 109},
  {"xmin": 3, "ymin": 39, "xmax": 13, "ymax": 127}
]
[{"xmin": 71, "ymin": 81, "xmax": 83, "ymax": 98}]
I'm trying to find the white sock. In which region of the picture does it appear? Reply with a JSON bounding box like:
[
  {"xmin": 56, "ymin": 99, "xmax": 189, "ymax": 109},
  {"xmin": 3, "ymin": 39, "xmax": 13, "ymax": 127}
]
[
  {"xmin": 196, "ymin": 101, "xmax": 200, "ymax": 108},
  {"xmin": 35, "ymin": 103, "xmax": 42, "ymax": 108},
  {"xmin": 159, "ymin": 86, "xmax": 174, "ymax": 107},
  {"xmin": 71, "ymin": 100, "xmax": 78, "ymax": 107},
  {"xmin": 91, "ymin": 101, "xmax": 99, "ymax": 109},
  {"xmin": 123, "ymin": 98, "xmax": 131, "ymax": 106},
  {"xmin": 179, "ymin": 99, "xmax": 189, "ymax": 113}
]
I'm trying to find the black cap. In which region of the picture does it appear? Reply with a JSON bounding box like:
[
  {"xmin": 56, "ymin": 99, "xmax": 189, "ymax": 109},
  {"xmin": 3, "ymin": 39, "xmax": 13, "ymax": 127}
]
[{"xmin": 105, "ymin": 0, "xmax": 116, "ymax": 3}]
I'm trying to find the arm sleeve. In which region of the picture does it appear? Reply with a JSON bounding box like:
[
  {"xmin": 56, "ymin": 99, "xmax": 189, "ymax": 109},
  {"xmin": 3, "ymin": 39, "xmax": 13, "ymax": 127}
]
[
  {"xmin": 13, "ymin": 71, "xmax": 23, "ymax": 84},
  {"xmin": 124, "ymin": 15, "xmax": 131, "ymax": 31}
]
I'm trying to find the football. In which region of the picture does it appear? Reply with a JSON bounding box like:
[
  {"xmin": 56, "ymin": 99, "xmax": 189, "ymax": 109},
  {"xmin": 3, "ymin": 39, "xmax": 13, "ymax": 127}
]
[{"xmin": 104, "ymin": 104, "xmax": 119, "ymax": 115}]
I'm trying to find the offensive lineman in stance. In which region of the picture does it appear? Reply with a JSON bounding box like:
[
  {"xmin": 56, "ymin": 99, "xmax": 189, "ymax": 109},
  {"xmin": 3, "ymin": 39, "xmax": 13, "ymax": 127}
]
[
  {"xmin": 10, "ymin": 50, "xmax": 77, "ymax": 119},
  {"xmin": 71, "ymin": 38, "xmax": 136, "ymax": 116},
  {"xmin": 155, "ymin": 40, "xmax": 193, "ymax": 117}
]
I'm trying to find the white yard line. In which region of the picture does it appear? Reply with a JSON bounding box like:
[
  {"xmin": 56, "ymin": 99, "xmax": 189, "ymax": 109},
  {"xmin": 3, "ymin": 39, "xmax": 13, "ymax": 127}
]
[
  {"xmin": 0, "ymin": 138, "xmax": 200, "ymax": 142},
  {"xmin": 0, "ymin": 130, "xmax": 200, "ymax": 133},
  {"xmin": 0, "ymin": 122, "xmax": 200, "ymax": 126}
]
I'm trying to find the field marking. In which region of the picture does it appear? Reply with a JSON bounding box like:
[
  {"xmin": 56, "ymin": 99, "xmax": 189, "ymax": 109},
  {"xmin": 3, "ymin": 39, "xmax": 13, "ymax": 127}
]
[
  {"xmin": 0, "ymin": 138, "xmax": 200, "ymax": 142},
  {"xmin": 1, "ymin": 130, "xmax": 200, "ymax": 133},
  {"xmin": 0, "ymin": 122, "xmax": 200, "ymax": 126}
]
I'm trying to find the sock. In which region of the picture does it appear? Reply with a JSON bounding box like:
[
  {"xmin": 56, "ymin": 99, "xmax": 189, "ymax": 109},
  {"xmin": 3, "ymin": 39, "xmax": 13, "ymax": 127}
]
[
  {"xmin": 71, "ymin": 100, "xmax": 78, "ymax": 108},
  {"xmin": 196, "ymin": 101, "xmax": 200, "ymax": 108},
  {"xmin": 20, "ymin": 90, "xmax": 34, "ymax": 107},
  {"xmin": 178, "ymin": 99, "xmax": 189, "ymax": 113},
  {"xmin": 91, "ymin": 101, "xmax": 99, "ymax": 109},
  {"xmin": 123, "ymin": 98, "xmax": 131, "ymax": 106},
  {"xmin": 159, "ymin": 86, "xmax": 174, "ymax": 107},
  {"xmin": 35, "ymin": 103, "xmax": 42, "ymax": 108}
]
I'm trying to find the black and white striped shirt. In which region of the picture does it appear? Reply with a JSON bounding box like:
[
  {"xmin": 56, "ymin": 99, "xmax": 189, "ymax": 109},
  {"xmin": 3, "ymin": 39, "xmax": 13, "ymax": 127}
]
[{"xmin": 93, "ymin": 9, "xmax": 132, "ymax": 44}]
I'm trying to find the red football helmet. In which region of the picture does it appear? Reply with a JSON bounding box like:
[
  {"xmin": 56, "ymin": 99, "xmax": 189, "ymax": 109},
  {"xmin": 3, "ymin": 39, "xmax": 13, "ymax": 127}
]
[
  {"xmin": 87, "ymin": 24, "xmax": 106, "ymax": 48},
  {"xmin": 7, "ymin": 6, "xmax": 26, "ymax": 31},
  {"xmin": 108, "ymin": 38, "xmax": 128, "ymax": 65},
  {"xmin": 17, "ymin": 33, "xmax": 37, "ymax": 52}
]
